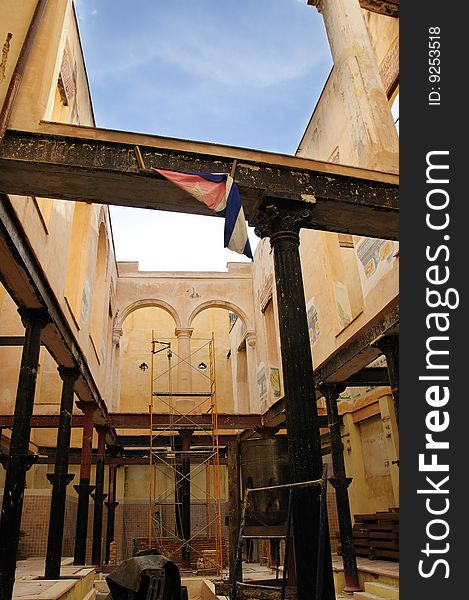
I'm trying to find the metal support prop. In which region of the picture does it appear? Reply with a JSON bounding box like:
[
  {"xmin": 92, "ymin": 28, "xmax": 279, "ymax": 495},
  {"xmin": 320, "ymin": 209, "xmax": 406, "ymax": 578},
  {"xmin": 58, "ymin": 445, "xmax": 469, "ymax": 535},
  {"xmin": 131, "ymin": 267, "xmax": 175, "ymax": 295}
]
[
  {"xmin": 44, "ymin": 366, "xmax": 80, "ymax": 579},
  {"xmin": 253, "ymin": 201, "xmax": 335, "ymax": 600},
  {"xmin": 180, "ymin": 429, "xmax": 193, "ymax": 569},
  {"xmin": 0, "ymin": 308, "xmax": 49, "ymax": 600},
  {"xmin": 91, "ymin": 426, "xmax": 108, "ymax": 565},
  {"xmin": 73, "ymin": 401, "xmax": 97, "ymax": 565},
  {"xmin": 104, "ymin": 465, "xmax": 119, "ymax": 564},
  {"xmin": 231, "ymin": 479, "xmax": 322, "ymax": 600},
  {"xmin": 375, "ymin": 335, "xmax": 400, "ymax": 426},
  {"xmin": 321, "ymin": 383, "xmax": 361, "ymax": 593},
  {"xmin": 228, "ymin": 442, "xmax": 241, "ymax": 581}
]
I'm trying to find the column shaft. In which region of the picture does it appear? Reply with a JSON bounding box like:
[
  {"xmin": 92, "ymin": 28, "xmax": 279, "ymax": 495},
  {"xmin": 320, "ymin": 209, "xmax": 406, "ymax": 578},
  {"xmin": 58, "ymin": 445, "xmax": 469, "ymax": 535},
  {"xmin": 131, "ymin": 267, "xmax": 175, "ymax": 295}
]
[
  {"xmin": 180, "ymin": 429, "xmax": 193, "ymax": 569},
  {"xmin": 0, "ymin": 309, "xmax": 49, "ymax": 600},
  {"xmin": 321, "ymin": 384, "xmax": 360, "ymax": 593},
  {"xmin": 91, "ymin": 427, "xmax": 107, "ymax": 565},
  {"xmin": 245, "ymin": 333, "xmax": 258, "ymax": 413},
  {"xmin": 73, "ymin": 402, "xmax": 97, "ymax": 565},
  {"xmin": 310, "ymin": 0, "xmax": 398, "ymax": 172},
  {"xmin": 44, "ymin": 367, "xmax": 79, "ymax": 579},
  {"xmin": 376, "ymin": 335, "xmax": 399, "ymax": 426},
  {"xmin": 253, "ymin": 203, "xmax": 335, "ymax": 600},
  {"xmin": 104, "ymin": 465, "xmax": 119, "ymax": 564},
  {"xmin": 228, "ymin": 442, "xmax": 241, "ymax": 582},
  {"xmin": 175, "ymin": 328, "xmax": 193, "ymax": 393}
]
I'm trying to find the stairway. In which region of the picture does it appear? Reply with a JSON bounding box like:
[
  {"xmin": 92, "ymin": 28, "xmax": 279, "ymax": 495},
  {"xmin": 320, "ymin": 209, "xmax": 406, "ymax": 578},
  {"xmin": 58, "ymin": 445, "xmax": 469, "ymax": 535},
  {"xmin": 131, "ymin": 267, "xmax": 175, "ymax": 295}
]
[
  {"xmin": 94, "ymin": 575, "xmax": 110, "ymax": 599},
  {"xmin": 353, "ymin": 581, "xmax": 399, "ymax": 600}
]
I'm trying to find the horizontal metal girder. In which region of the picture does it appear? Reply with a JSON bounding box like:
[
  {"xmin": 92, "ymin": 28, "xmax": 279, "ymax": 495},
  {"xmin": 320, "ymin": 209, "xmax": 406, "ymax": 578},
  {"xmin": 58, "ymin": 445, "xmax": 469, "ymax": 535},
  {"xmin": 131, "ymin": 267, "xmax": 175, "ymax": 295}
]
[
  {"xmin": 314, "ymin": 299, "xmax": 399, "ymax": 385},
  {"xmin": 0, "ymin": 196, "xmax": 112, "ymax": 434},
  {"xmin": 0, "ymin": 412, "xmax": 261, "ymax": 430},
  {"xmin": 110, "ymin": 412, "xmax": 262, "ymax": 430},
  {"xmin": 0, "ymin": 123, "xmax": 399, "ymax": 240},
  {"xmin": 35, "ymin": 447, "xmax": 227, "ymax": 465},
  {"xmin": 117, "ymin": 434, "xmax": 238, "ymax": 447}
]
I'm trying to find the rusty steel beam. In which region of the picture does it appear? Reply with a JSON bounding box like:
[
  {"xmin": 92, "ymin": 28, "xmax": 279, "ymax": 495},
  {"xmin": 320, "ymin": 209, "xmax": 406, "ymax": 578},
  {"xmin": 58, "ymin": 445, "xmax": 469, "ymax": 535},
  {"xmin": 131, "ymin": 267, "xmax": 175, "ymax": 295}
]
[
  {"xmin": 339, "ymin": 367, "xmax": 390, "ymax": 387},
  {"xmin": 110, "ymin": 412, "xmax": 262, "ymax": 429},
  {"xmin": 314, "ymin": 299, "xmax": 399, "ymax": 386},
  {"xmin": 36, "ymin": 448, "xmax": 227, "ymax": 466},
  {"xmin": 0, "ymin": 124, "xmax": 398, "ymax": 240},
  {"xmin": 117, "ymin": 434, "xmax": 238, "ymax": 447},
  {"xmin": 0, "ymin": 412, "xmax": 261, "ymax": 430},
  {"xmin": 0, "ymin": 196, "xmax": 111, "ymax": 430},
  {"xmin": 0, "ymin": 336, "xmax": 45, "ymax": 346}
]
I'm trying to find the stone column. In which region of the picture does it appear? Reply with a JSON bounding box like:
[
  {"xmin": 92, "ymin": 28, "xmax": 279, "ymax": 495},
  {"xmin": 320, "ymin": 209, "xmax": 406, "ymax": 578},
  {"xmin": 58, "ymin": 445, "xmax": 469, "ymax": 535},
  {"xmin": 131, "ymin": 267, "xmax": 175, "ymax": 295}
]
[
  {"xmin": 104, "ymin": 465, "xmax": 120, "ymax": 564},
  {"xmin": 245, "ymin": 332, "xmax": 258, "ymax": 413},
  {"xmin": 253, "ymin": 202, "xmax": 335, "ymax": 600},
  {"xmin": 44, "ymin": 366, "xmax": 80, "ymax": 580},
  {"xmin": 320, "ymin": 384, "xmax": 360, "ymax": 593},
  {"xmin": 308, "ymin": 0, "xmax": 398, "ymax": 173},
  {"xmin": 0, "ymin": 308, "xmax": 49, "ymax": 600},
  {"xmin": 91, "ymin": 426, "xmax": 108, "ymax": 566},
  {"xmin": 175, "ymin": 328, "xmax": 194, "ymax": 392},
  {"xmin": 179, "ymin": 429, "xmax": 194, "ymax": 569},
  {"xmin": 74, "ymin": 401, "xmax": 97, "ymax": 565},
  {"xmin": 175, "ymin": 328, "xmax": 195, "ymax": 413},
  {"xmin": 375, "ymin": 335, "xmax": 399, "ymax": 427}
]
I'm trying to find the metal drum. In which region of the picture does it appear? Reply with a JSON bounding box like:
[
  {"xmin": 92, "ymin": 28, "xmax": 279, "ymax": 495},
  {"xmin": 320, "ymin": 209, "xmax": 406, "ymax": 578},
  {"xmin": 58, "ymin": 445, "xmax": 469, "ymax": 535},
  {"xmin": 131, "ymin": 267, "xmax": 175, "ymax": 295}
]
[{"xmin": 240, "ymin": 437, "xmax": 290, "ymax": 526}]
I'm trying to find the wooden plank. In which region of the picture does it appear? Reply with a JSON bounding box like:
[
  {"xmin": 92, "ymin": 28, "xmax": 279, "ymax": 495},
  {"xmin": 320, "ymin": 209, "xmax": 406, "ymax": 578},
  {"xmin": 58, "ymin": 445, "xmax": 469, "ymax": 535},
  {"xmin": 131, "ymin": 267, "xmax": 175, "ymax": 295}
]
[
  {"xmin": 368, "ymin": 532, "xmax": 399, "ymax": 540},
  {"xmin": 214, "ymin": 581, "xmax": 296, "ymax": 600},
  {"xmin": 355, "ymin": 512, "xmax": 400, "ymax": 522},
  {"xmin": 354, "ymin": 523, "xmax": 399, "ymax": 532},
  {"xmin": 373, "ymin": 549, "xmax": 399, "ymax": 559}
]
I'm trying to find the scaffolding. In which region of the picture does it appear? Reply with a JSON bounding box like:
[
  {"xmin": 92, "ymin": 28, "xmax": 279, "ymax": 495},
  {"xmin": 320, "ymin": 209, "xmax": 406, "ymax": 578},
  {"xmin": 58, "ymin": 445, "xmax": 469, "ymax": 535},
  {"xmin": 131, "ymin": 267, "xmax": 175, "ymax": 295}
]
[{"xmin": 148, "ymin": 332, "xmax": 224, "ymax": 572}]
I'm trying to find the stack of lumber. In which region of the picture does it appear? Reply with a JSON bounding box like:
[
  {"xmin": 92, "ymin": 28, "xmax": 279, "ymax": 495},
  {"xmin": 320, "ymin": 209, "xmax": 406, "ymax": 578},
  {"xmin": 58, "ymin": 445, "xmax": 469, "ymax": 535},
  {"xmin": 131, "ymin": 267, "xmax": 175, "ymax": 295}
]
[{"xmin": 338, "ymin": 509, "xmax": 399, "ymax": 560}]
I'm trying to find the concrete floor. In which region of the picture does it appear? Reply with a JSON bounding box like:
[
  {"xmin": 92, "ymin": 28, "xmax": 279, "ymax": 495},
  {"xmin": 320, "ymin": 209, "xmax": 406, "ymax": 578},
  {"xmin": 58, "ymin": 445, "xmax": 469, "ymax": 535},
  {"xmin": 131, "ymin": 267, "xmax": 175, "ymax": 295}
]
[{"xmin": 10, "ymin": 555, "xmax": 399, "ymax": 599}]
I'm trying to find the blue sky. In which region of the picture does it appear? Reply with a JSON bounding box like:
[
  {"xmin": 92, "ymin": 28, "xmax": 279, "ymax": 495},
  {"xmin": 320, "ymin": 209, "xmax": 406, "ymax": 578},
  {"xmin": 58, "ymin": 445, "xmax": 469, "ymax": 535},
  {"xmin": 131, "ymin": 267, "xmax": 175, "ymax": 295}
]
[{"xmin": 74, "ymin": 0, "xmax": 332, "ymax": 271}]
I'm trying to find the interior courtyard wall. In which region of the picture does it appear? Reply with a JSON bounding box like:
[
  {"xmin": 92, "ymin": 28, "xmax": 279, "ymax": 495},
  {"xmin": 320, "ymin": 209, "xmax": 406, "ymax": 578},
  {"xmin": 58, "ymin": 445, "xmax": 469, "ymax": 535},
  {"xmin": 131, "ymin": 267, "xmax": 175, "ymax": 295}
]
[
  {"xmin": 250, "ymin": 239, "xmax": 283, "ymax": 413},
  {"xmin": 0, "ymin": 0, "xmax": 118, "ymax": 412},
  {"xmin": 248, "ymin": 9, "xmax": 399, "ymax": 519}
]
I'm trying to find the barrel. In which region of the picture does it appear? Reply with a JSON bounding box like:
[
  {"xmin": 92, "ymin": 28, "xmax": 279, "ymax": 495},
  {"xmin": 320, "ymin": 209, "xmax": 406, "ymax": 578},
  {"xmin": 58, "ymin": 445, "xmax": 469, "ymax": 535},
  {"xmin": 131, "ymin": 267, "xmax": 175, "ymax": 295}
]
[{"xmin": 240, "ymin": 437, "xmax": 290, "ymax": 526}]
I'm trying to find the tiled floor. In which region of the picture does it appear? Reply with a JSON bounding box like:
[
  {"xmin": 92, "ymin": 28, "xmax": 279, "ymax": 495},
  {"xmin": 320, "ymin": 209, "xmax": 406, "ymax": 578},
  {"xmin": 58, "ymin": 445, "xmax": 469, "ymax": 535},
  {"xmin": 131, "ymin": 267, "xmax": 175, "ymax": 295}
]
[
  {"xmin": 331, "ymin": 553, "xmax": 399, "ymax": 579},
  {"xmin": 12, "ymin": 558, "xmax": 94, "ymax": 599}
]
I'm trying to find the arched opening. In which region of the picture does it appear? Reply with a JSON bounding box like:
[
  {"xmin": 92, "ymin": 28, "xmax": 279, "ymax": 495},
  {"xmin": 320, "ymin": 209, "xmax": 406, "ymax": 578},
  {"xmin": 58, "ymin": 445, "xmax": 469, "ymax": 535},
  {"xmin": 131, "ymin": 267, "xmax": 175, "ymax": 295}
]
[{"xmin": 119, "ymin": 306, "xmax": 177, "ymax": 413}]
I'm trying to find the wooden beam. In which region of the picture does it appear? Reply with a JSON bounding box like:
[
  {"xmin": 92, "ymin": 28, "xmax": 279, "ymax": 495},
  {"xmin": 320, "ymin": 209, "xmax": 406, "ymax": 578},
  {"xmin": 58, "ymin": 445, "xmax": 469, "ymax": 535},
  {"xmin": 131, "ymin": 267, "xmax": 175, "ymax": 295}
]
[{"xmin": 0, "ymin": 124, "xmax": 399, "ymax": 240}]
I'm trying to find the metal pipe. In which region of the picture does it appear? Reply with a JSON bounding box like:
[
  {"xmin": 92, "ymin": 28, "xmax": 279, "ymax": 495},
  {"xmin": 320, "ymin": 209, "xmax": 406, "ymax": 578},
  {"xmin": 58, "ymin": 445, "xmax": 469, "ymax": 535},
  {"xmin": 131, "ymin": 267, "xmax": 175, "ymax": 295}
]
[{"xmin": 0, "ymin": 0, "xmax": 49, "ymax": 143}]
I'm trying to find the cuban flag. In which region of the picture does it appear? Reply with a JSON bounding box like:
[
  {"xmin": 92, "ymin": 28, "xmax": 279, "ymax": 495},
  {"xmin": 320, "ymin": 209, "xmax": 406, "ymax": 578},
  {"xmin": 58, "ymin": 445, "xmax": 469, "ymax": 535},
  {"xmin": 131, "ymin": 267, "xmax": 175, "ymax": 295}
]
[{"xmin": 152, "ymin": 168, "xmax": 253, "ymax": 259}]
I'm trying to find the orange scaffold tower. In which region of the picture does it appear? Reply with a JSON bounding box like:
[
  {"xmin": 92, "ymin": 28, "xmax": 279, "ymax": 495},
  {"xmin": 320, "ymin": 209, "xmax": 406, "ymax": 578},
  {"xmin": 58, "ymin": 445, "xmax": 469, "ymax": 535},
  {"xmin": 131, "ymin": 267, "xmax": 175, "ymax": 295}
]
[{"xmin": 148, "ymin": 332, "xmax": 223, "ymax": 572}]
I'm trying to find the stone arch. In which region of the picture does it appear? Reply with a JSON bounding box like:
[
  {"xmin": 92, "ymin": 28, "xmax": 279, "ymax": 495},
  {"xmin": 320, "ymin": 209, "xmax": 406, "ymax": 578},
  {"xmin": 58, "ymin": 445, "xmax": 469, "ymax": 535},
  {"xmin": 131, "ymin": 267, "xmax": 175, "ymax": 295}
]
[
  {"xmin": 115, "ymin": 298, "xmax": 182, "ymax": 330},
  {"xmin": 188, "ymin": 300, "xmax": 251, "ymax": 330}
]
